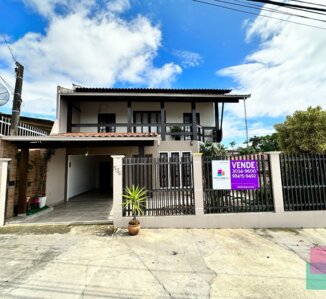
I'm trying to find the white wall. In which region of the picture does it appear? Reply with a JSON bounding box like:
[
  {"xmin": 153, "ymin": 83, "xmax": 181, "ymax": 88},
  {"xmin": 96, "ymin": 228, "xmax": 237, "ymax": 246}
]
[
  {"xmin": 46, "ymin": 148, "xmax": 66, "ymax": 206},
  {"xmin": 58, "ymin": 97, "xmax": 68, "ymax": 133},
  {"xmin": 79, "ymin": 101, "xmax": 129, "ymax": 133},
  {"xmin": 67, "ymin": 155, "xmax": 97, "ymax": 199}
]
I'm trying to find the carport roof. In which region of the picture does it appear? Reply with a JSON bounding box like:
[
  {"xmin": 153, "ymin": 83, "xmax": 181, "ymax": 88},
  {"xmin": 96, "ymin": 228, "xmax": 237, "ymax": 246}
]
[{"xmin": 0, "ymin": 132, "xmax": 159, "ymax": 148}]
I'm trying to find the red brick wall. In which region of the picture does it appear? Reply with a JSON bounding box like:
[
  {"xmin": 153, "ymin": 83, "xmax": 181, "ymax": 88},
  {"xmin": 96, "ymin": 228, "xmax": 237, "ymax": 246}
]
[{"xmin": 0, "ymin": 141, "xmax": 47, "ymax": 218}]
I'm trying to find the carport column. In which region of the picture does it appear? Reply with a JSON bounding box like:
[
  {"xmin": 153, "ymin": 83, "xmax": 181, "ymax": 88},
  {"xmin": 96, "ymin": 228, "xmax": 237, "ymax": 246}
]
[
  {"xmin": 267, "ymin": 152, "xmax": 284, "ymax": 214},
  {"xmin": 111, "ymin": 155, "xmax": 125, "ymax": 226},
  {"xmin": 193, "ymin": 153, "xmax": 204, "ymax": 216},
  {"xmin": 0, "ymin": 159, "xmax": 10, "ymax": 226}
]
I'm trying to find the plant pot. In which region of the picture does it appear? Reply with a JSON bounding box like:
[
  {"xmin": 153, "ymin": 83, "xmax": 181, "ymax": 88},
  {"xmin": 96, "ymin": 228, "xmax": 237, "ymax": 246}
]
[{"xmin": 128, "ymin": 222, "xmax": 140, "ymax": 235}]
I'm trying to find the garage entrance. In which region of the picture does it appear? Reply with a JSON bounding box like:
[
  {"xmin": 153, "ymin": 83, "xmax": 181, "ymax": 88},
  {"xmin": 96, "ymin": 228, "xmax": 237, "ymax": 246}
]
[{"xmin": 67, "ymin": 154, "xmax": 113, "ymax": 201}]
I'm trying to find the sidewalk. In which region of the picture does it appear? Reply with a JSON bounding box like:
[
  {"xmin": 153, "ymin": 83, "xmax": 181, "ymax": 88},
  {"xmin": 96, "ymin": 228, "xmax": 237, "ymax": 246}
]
[{"xmin": 0, "ymin": 227, "xmax": 325, "ymax": 298}]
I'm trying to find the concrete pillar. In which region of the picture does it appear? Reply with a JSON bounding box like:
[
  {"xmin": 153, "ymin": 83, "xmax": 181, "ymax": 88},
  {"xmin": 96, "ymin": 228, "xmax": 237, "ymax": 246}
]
[
  {"xmin": 0, "ymin": 159, "xmax": 11, "ymax": 226},
  {"xmin": 193, "ymin": 153, "xmax": 204, "ymax": 216},
  {"xmin": 111, "ymin": 155, "xmax": 125, "ymax": 226},
  {"xmin": 267, "ymin": 152, "xmax": 284, "ymax": 214}
]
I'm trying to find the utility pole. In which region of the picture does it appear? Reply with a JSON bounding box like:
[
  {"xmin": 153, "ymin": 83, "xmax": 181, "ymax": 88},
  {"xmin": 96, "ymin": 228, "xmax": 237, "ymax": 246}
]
[
  {"xmin": 243, "ymin": 98, "xmax": 249, "ymax": 148},
  {"xmin": 10, "ymin": 62, "xmax": 24, "ymax": 136}
]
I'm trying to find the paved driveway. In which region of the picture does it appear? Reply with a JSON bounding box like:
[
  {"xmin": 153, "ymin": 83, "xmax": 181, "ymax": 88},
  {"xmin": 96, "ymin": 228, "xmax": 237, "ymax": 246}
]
[{"xmin": 0, "ymin": 226, "xmax": 325, "ymax": 298}]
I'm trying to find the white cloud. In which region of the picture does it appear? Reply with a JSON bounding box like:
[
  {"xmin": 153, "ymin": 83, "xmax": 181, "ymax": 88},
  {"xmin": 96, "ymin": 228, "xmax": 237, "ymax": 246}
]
[
  {"xmin": 106, "ymin": 0, "xmax": 130, "ymax": 13},
  {"xmin": 217, "ymin": 1, "xmax": 326, "ymax": 119},
  {"xmin": 0, "ymin": 1, "xmax": 182, "ymax": 116},
  {"xmin": 173, "ymin": 50, "xmax": 203, "ymax": 68},
  {"xmin": 222, "ymin": 113, "xmax": 275, "ymax": 146},
  {"xmin": 22, "ymin": 0, "xmax": 95, "ymax": 18}
]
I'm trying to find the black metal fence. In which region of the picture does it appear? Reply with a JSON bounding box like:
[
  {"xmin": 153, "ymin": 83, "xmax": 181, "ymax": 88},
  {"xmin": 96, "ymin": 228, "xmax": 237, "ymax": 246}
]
[
  {"xmin": 202, "ymin": 155, "xmax": 274, "ymax": 213},
  {"xmin": 122, "ymin": 157, "xmax": 195, "ymax": 216},
  {"xmin": 280, "ymin": 154, "xmax": 326, "ymax": 211}
]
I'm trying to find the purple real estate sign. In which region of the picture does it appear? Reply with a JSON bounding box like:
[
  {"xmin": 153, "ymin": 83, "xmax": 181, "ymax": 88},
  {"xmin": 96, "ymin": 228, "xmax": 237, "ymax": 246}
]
[
  {"xmin": 212, "ymin": 160, "xmax": 259, "ymax": 190},
  {"xmin": 230, "ymin": 160, "xmax": 259, "ymax": 190}
]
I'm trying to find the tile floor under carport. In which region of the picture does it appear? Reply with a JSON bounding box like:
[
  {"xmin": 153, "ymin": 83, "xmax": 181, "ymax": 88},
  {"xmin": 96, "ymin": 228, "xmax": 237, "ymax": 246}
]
[{"xmin": 8, "ymin": 190, "xmax": 113, "ymax": 224}]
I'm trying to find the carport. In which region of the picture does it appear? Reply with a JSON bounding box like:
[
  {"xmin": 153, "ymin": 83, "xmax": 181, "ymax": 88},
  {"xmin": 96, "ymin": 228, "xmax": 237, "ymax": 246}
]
[{"xmin": 1, "ymin": 133, "xmax": 158, "ymax": 224}]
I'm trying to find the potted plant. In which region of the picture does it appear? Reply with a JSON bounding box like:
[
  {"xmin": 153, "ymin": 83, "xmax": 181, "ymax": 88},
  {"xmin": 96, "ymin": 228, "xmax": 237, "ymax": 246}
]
[
  {"xmin": 122, "ymin": 185, "xmax": 147, "ymax": 235},
  {"xmin": 170, "ymin": 126, "xmax": 183, "ymax": 140}
]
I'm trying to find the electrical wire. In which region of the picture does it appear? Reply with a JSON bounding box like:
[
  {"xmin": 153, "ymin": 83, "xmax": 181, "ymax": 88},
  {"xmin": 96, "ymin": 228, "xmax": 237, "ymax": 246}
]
[
  {"xmin": 0, "ymin": 31, "xmax": 17, "ymax": 63},
  {"xmin": 193, "ymin": 0, "xmax": 326, "ymax": 30},
  {"xmin": 237, "ymin": 0, "xmax": 326, "ymax": 17},
  {"xmin": 290, "ymin": 0, "xmax": 326, "ymax": 8},
  {"xmin": 212, "ymin": 0, "xmax": 326, "ymax": 23},
  {"xmin": 247, "ymin": 0, "xmax": 326, "ymax": 13}
]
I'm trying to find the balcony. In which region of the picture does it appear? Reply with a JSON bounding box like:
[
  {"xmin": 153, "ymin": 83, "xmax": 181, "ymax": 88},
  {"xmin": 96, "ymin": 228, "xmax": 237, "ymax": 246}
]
[{"xmin": 70, "ymin": 122, "xmax": 221, "ymax": 142}]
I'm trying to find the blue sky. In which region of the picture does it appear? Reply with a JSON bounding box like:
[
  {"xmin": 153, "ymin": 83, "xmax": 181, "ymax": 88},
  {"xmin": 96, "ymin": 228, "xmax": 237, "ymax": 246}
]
[{"xmin": 0, "ymin": 0, "xmax": 325, "ymax": 146}]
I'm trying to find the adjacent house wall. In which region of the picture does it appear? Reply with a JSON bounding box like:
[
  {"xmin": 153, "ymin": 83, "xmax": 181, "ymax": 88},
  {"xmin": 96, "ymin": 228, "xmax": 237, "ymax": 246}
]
[
  {"xmin": 46, "ymin": 148, "xmax": 66, "ymax": 206},
  {"xmin": 67, "ymin": 155, "xmax": 97, "ymax": 199}
]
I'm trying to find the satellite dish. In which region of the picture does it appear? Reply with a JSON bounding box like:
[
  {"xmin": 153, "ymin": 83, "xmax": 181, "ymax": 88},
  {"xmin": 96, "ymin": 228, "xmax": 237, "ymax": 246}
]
[{"xmin": 0, "ymin": 82, "xmax": 10, "ymax": 106}]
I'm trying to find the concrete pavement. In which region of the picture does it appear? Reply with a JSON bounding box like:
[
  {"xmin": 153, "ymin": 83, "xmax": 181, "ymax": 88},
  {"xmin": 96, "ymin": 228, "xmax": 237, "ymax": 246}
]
[{"xmin": 0, "ymin": 226, "xmax": 325, "ymax": 298}]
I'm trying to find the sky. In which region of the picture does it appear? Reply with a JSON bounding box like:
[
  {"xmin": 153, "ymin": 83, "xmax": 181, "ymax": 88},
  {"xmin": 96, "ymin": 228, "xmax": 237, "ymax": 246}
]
[{"xmin": 0, "ymin": 0, "xmax": 325, "ymax": 147}]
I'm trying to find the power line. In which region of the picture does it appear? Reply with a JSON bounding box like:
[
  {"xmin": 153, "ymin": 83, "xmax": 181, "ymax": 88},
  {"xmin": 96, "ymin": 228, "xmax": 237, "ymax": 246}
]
[
  {"xmin": 212, "ymin": 0, "xmax": 326, "ymax": 24},
  {"xmin": 247, "ymin": 0, "xmax": 326, "ymax": 13},
  {"xmin": 237, "ymin": 0, "xmax": 326, "ymax": 17},
  {"xmin": 0, "ymin": 31, "xmax": 17, "ymax": 63},
  {"xmin": 193, "ymin": 0, "xmax": 326, "ymax": 30},
  {"xmin": 290, "ymin": 0, "xmax": 326, "ymax": 8}
]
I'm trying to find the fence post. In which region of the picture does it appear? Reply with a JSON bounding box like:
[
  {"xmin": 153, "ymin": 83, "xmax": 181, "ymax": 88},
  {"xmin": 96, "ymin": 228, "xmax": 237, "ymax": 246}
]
[
  {"xmin": 266, "ymin": 152, "xmax": 284, "ymax": 214},
  {"xmin": 111, "ymin": 155, "xmax": 125, "ymax": 226},
  {"xmin": 193, "ymin": 153, "xmax": 204, "ymax": 216},
  {"xmin": 0, "ymin": 159, "xmax": 10, "ymax": 226}
]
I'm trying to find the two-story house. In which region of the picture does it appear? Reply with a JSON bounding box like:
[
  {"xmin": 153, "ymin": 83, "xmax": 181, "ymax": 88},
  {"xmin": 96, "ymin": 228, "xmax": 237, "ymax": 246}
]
[{"xmin": 2, "ymin": 86, "xmax": 249, "ymax": 216}]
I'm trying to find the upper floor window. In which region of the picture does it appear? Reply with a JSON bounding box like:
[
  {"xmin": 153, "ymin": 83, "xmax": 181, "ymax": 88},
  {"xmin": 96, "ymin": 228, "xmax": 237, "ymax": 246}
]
[
  {"xmin": 98, "ymin": 113, "xmax": 116, "ymax": 133},
  {"xmin": 183, "ymin": 113, "xmax": 200, "ymax": 140},
  {"xmin": 134, "ymin": 111, "xmax": 161, "ymax": 133}
]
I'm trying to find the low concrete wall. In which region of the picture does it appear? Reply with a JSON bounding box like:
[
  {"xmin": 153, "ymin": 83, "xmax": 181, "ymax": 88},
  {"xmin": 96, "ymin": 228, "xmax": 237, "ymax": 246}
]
[
  {"xmin": 112, "ymin": 153, "xmax": 326, "ymax": 229},
  {"xmin": 115, "ymin": 211, "xmax": 326, "ymax": 229}
]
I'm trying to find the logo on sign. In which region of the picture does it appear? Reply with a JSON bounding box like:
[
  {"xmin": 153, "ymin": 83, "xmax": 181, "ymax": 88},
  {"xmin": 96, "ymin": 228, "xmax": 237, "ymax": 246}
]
[{"xmin": 217, "ymin": 169, "xmax": 225, "ymax": 177}]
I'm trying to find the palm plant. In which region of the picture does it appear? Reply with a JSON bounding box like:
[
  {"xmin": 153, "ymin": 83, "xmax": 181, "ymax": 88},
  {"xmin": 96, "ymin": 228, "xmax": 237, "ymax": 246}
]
[{"xmin": 122, "ymin": 185, "xmax": 147, "ymax": 224}]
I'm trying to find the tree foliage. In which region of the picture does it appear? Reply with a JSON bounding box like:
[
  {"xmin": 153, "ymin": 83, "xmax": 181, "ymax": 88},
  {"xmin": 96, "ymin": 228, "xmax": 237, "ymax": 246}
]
[
  {"xmin": 274, "ymin": 106, "xmax": 326, "ymax": 154},
  {"xmin": 249, "ymin": 133, "xmax": 280, "ymax": 152},
  {"xmin": 200, "ymin": 141, "xmax": 227, "ymax": 157}
]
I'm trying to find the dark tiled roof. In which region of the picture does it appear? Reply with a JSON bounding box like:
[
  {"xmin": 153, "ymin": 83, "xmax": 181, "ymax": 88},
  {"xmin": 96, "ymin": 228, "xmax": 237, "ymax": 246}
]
[
  {"xmin": 74, "ymin": 87, "xmax": 232, "ymax": 95},
  {"xmin": 56, "ymin": 132, "xmax": 158, "ymax": 138}
]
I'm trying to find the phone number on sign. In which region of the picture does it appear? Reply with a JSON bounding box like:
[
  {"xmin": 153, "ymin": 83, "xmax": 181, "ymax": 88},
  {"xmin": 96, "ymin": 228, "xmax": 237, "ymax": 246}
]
[
  {"xmin": 232, "ymin": 174, "xmax": 257, "ymax": 179},
  {"xmin": 232, "ymin": 169, "xmax": 257, "ymax": 174}
]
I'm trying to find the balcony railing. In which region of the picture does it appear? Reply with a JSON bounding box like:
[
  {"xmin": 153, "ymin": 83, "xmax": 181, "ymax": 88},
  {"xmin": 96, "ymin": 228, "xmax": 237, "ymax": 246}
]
[
  {"xmin": 71, "ymin": 122, "xmax": 218, "ymax": 142},
  {"xmin": 0, "ymin": 116, "xmax": 48, "ymax": 136}
]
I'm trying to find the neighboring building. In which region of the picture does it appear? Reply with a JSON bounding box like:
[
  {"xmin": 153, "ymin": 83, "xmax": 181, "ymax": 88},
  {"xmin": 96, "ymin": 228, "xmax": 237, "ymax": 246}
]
[
  {"xmin": 0, "ymin": 113, "xmax": 53, "ymax": 136},
  {"xmin": 1, "ymin": 86, "xmax": 249, "ymax": 217},
  {"xmin": 0, "ymin": 113, "xmax": 53, "ymax": 218}
]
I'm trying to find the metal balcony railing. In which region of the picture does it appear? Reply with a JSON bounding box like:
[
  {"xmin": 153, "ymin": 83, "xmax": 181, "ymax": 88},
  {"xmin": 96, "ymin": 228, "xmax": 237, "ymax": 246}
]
[{"xmin": 0, "ymin": 116, "xmax": 48, "ymax": 136}]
